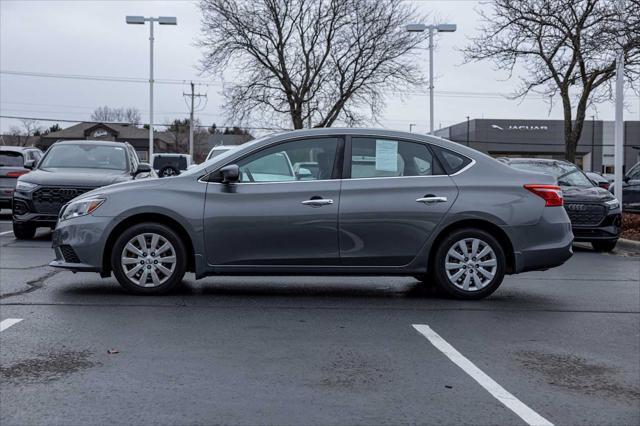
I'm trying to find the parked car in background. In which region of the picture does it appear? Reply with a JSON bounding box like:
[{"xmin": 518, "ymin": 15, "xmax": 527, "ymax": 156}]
[
  {"xmin": 50, "ymin": 128, "xmax": 573, "ymax": 300},
  {"xmin": 151, "ymin": 153, "xmax": 192, "ymax": 177},
  {"xmin": 12, "ymin": 140, "xmax": 154, "ymax": 239},
  {"xmin": 609, "ymin": 161, "xmax": 640, "ymax": 213},
  {"xmin": 500, "ymin": 158, "xmax": 621, "ymax": 252},
  {"xmin": 585, "ymin": 171, "xmax": 610, "ymax": 190},
  {"xmin": 0, "ymin": 146, "xmax": 43, "ymax": 210},
  {"xmin": 206, "ymin": 145, "xmax": 237, "ymax": 161}
]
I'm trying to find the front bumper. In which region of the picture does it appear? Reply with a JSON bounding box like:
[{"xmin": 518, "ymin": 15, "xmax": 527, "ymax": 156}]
[
  {"xmin": 12, "ymin": 186, "xmax": 96, "ymax": 227},
  {"xmin": 571, "ymin": 210, "xmax": 621, "ymax": 242},
  {"xmin": 50, "ymin": 214, "xmax": 112, "ymax": 273}
]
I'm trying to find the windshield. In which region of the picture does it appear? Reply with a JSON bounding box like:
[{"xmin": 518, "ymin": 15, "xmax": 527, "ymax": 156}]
[
  {"xmin": 509, "ymin": 161, "xmax": 594, "ymax": 188},
  {"xmin": 0, "ymin": 151, "xmax": 24, "ymax": 167},
  {"xmin": 39, "ymin": 144, "xmax": 127, "ymax": 171},
  {"xmin": 207, "ymin": 147, "xmax": 233, "ymax": 161},
  {"xmin": 181, "ymin": 134, "xmax": 274, "ymax": 178}
]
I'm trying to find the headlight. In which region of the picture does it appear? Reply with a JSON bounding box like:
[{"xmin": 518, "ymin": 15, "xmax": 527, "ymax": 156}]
[
  {"xmin": 16, "ymin": 181, "xmax": 37, "ymax": 192},
  {"xmin": 59, "ymin": 198, "xmax": 105, "ymax": 221},
  {"xmin": 605, "ymin": 198, "xmax": 620, "ymax": 210}
]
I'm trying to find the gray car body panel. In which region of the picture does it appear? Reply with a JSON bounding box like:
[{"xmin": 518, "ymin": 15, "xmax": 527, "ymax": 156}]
[{"xmin": 50, "ymin": 128, "xmax": 573, "ymax": 278}]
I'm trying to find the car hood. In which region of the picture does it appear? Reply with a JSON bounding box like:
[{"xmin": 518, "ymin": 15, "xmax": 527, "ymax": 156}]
[
  {"xmin": 20, "ymin": 168, "xmax": 131, "ymax": 187},
  {"xmin": 562, "ymin": 185, "xmax": 615, "ymax": 203}
]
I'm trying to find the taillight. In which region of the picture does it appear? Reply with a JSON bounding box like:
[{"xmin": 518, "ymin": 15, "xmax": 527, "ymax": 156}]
[
  {"xmin": 524, "ymin": 184, "xmax": 563, "ymax": 207},
  {"xmin": 6, "ymin": 170, "xmax": 29, "ymax": 178}
]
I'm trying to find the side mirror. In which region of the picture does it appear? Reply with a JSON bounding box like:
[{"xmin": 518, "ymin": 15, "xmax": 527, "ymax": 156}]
[
  {"xmin": 134, "ymin": 162, "xmax": 152, "ymax": 175},
  {"xmin": 623, "ymin": 175, "xmax": 631, "ymax": 183},
  {"xmin": 220, "ymin": 164, "xmax": 240, "ymax": 183},
  {"xmin": 24, "ymin": 160, "xmax": 35, "ymax": 170}
]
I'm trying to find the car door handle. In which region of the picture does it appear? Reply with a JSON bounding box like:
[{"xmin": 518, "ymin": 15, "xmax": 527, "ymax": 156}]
[
  {"xmin": 301, "ymin": 198, "xmax": 334, "ymax": 207},
  {"xmin": 416, "ymin": 196, "xmax": 447, "ymax": 204}
]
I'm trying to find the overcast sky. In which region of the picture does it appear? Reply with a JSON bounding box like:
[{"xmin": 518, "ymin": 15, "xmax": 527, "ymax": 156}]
[{"xmin": 1, "ymin": 0, "xmax": 638, "ymax": 136}]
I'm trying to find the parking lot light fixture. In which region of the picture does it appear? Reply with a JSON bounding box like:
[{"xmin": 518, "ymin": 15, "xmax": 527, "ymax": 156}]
[
  {"xmin": 126, "ymin": 15, "xmax": 177, "ymax": 160},
  {"xmin": 406, "ymin": 23, "xmax": 457, "ymax": 135}
]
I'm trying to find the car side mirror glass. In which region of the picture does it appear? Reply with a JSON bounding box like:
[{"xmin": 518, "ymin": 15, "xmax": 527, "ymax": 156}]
[
  {"xmin": 135, "ymin": 162, "xmax": 152, "ymax": 175},
  {"xmin": 220, "ymin": 164, "xmax": 240, "ymax": 183},
  {"xmin": 623, "ymin": 175, "xmax": 630, "ymax": 183},
  {"xmin": 24, "ymin": 159, "xmax": 35, "ymax": 170}
]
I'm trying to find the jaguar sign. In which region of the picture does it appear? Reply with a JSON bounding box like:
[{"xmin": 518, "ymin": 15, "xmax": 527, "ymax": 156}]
[{"xmin": 491, "ymin": 124, "xmax": 549, "ymax": 131}]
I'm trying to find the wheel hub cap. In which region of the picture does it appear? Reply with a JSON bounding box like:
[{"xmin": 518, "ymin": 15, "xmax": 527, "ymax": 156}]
[
  {"xmin": 121, "ymin": 233, "xmax": 176, "ymax": 288},
  {"xmin": 445, "ymin": 238, "xmax": 497, "ymax": 292}
]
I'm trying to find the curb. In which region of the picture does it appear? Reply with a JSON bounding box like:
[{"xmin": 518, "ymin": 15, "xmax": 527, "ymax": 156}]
[{"xmin": 616, "ymin": 238, "xmax": 640, "ymax": 252}]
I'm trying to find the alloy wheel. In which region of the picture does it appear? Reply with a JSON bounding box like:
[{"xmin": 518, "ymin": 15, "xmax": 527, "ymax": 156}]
[
  {"xmin": 120, "ymin": 233, "xmax": 177, "ymax": 287},
  {"xmin": 444, "ymin": 238, "xmax": 497, "ymax": 292}
]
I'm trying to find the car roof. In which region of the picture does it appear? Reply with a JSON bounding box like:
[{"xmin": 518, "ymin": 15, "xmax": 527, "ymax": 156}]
[
  {"xmin": 498, "ymin": 157, "xmax": 573, "ymax": 166},
  {"xmin": 53, "ymin": 139, "xmax": 129, "ymax": 147},
  {"xmin": 0, "ymin": 146, "xmax": 37, "ymax": 153}
]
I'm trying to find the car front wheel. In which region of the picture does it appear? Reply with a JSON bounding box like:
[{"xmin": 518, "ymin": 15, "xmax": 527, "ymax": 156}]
[
  {"xmin": 432, "ymin": 228, "xmax": 506, "ymax": 300},
  {"xmin": 591, "ymin": 239, "xmax": 617, "ymax": 252},
  {"xmin": 111, "ymin": 223, "xmax": 187, "ymax": 294},
  {"xmin": 13, "ymin": 222, "xmax": 36, "ymax": 240}
]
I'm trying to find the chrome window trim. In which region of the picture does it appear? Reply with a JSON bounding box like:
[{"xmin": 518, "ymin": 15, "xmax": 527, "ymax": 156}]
[{"xmin": 198, "ymin": 132, "xmax": 477, "ymax": 184}]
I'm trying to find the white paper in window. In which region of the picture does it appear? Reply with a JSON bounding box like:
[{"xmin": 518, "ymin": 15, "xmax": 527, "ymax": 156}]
[{"xmin": 375, "ymin": 140, "xmax": 398, "ymax": 172}]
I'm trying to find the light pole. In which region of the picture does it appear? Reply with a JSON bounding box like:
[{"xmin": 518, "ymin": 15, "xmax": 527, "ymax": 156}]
[
  {"xmin": 126, "ymin": 15, "xmax": 177, "ymax": 161},
  {"xmin": 409, "ymin": 123, "xmax": 416, "ymax": 132},
  {"xmin": 406, "ymin": 23, "xmax": 456, "ymax": 135}
]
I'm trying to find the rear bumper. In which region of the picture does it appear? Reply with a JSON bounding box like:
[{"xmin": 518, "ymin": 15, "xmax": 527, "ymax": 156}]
[{"xmin": 504, "ymin": 206, "xmax": 574, "ymax": 274}]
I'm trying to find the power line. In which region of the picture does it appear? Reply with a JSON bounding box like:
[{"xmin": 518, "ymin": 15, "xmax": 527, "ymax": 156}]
[
  {"xmin": 0, "ymin": 115, "xmax": 283, "ymax": 131},
  {"xmin": 4, "ymin": 69, "xmax": 638, "ymax": 100}
]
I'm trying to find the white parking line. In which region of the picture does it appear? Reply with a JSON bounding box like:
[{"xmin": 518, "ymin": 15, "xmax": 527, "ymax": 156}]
[
  {"xmin": 0, "ymin": 318, "xmax": 23, "ymax": 332},
  {"xmin": 0, "ymin": 230, "xmax": 13, "ymax": 236},
  {"xmin": 412, "ymin": 324, "xmax": 553, "ymax": 426}
]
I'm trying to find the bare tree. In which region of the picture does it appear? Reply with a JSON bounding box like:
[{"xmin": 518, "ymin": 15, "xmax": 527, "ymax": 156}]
[
  {"xmin": 91, "ymin": 106, "xmax": 142, "ymax": 126},
  {"xmin": 8, "ymin": 119, "xmax": 43, "ymax": 146},
  {"xmin": 198, "ymin": 0, "xmax": 426, "ymax": 129},
  {"xmin": 464, "ymin": 0, "xmax": 640, "ymax": 163}
]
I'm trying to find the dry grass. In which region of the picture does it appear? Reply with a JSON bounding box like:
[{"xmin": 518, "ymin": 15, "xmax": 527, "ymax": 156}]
[{"xmin": 621, "ymin": 213, "xmax": 640, "ymax": 241}]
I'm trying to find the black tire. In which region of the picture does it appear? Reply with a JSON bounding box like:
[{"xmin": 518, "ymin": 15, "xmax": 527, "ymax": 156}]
[
  {"xmin": 111, "ymin": 222, "xmax": 187, "ymax": 294},
  {"xmin": 431, "ymin": 228, "xmax": 506, "ymax": 300},
  {"xmin": 13, "ymin": 222, "xmax": 36, "ymax": 240},
  {"xmin": 591, "ymin": 239, "xmax": 617, "ymax": 252},
  {"xmin": 159, "ymin": 166, "xmax": 179, "ymax": 178}
]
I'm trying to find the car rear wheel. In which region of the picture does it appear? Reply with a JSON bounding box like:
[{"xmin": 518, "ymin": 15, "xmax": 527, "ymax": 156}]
[
  {"xmin": 432, "ymin": 228, "xmax": 506, "ymax": 300},
  {"xmin": 591, "ymin": 239, "xmax": 617, "ymax": 252},
  {"xmin": 111, "ymin": 223, "xmax": 187, "ymax": 294},
  {"xmin": 12, "ymin": 222, "xmax": 36, "ymax": 240}
]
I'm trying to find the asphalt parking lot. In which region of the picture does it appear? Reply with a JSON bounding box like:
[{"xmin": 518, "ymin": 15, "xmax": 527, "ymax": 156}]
[{"xmin": 1, "ymin": 210, "xmax": 639, "ymax": 426}]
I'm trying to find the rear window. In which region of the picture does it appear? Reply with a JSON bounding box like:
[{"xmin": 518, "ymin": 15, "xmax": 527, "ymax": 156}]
[
  {"xmin": 0, "ymin": 151, "xmax": 24, "ymax": 167},
  {"xmin": 153, "ymin": 156, "xmax": 188, "ymax": 171}
]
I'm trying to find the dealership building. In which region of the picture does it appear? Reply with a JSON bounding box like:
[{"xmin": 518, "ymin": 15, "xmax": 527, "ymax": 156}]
[{"xmin": 435, "ymin": 119, "xmax": 640, "ymax": 174}]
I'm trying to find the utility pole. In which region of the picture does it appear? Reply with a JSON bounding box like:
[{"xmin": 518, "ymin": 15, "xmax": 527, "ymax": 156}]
[
  {"xmin": 613, "ymin": 0, "xmax": 625, "ymax": 204},
  {"xmin": 183, "ymin": 82, "xmax": 207, "ymax": 158}
]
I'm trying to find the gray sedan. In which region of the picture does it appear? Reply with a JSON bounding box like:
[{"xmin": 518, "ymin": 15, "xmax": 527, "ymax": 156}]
[{"xmin": 50, "ymin": 128, "xmax": 573, "ymax": 299}]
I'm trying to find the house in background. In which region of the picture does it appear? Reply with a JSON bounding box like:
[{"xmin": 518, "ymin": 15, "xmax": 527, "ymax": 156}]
[{"xmin": 39, "ymin": 122, "xmax": 175, "ymax": 162}]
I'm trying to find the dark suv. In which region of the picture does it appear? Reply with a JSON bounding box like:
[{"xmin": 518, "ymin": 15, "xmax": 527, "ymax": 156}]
[
  {"xmin": 12, "ymin": 140, "xmax": 153, "ymax": 239},
  {"xmin": 500, "ymin": 158, "xmax": 621, "ymax": 252}
]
